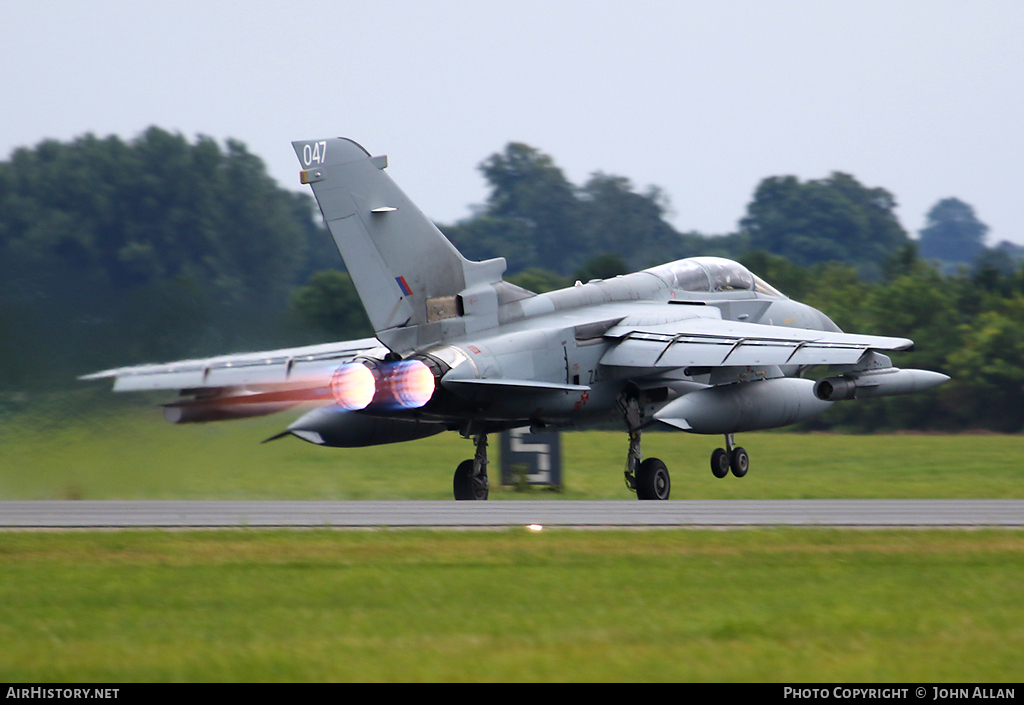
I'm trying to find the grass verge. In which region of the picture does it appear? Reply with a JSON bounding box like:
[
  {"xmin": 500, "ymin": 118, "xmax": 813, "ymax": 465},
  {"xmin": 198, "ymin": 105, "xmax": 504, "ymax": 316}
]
[
  {"xmin": 0, "ymin": 402, "xmax": 1021, "ymax": 499},
  {"xmin": 0, "ymin": 528, "xmax": 1021, "ymax": 682}
]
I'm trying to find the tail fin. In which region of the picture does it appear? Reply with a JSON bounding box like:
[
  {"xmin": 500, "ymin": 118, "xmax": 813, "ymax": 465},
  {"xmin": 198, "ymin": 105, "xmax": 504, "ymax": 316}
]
[{"xmin": 293, "ymin": 137, "xmax": 506, "ymax": 352}]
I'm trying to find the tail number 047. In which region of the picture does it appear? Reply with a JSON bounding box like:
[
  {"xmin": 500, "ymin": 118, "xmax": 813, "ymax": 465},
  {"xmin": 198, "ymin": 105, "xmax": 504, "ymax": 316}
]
[{"xmin": 302, "ymin": 141, "xmax": 328, "ymax": 166}]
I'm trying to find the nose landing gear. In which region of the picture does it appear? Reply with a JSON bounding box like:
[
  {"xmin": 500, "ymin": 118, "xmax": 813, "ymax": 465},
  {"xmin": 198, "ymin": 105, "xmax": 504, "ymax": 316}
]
[
  {"xmin": 636, "ymin": 457, "xmax": 671, "ymax": 500},
  {"xmin": 620, "ymin": 392, "xmax": 671, "ymax": 500}
]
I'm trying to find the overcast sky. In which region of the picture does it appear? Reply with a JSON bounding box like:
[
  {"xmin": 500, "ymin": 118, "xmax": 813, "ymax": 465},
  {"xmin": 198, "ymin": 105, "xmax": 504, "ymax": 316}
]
[{"xmin": 3, "ymin": 1, "xmax": 1022, "ymax": 245}]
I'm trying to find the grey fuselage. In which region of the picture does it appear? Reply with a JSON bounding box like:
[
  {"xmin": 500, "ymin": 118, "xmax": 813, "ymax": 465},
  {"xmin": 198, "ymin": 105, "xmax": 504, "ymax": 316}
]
[{"xmin": 389, "ymin": 266, "xmax": 838, "ymax": 434}]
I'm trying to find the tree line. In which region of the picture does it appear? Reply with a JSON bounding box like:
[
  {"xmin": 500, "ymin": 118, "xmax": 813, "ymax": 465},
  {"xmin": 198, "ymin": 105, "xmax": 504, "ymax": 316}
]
[
  {"xmin": 0, "ymin": 127, "xmax": 342, "ymax": 391},
  {"xmin": 1, "ymin": 128, "xmax": 1020, "ymax": 431}
]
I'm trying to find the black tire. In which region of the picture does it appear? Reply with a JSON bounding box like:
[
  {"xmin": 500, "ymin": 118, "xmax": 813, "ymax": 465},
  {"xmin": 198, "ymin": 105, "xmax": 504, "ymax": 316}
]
[
  {"xmin": 711, "ymin": 448, "xmax": 730, "ymax": 478},
  {"xmin": 453, "ymin": 459, "xmax": 489, "ymax": 500},
  {"xmin": 636, "ymin": 457, "xmax": 671, "ymax": 500},
  {"xmin": 730, "ymin": 447, "xmax": 749, "ymax": 478}
]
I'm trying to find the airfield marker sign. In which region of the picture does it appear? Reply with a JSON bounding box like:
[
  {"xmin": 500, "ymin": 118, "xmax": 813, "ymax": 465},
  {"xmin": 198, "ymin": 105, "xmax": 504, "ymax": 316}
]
[{"xmin": 500, "ymin": 427, "xmax": 562, "ymax": 488}]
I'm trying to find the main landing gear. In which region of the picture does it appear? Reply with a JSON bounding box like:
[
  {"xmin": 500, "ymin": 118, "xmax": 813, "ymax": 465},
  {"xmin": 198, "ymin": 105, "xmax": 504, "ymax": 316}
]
[
  {"xmin": 451, "ymin": 415, "xmax": 745, "ymax": 501},
  {"xmin": 619, "ymin": 393, "xmax": 671, "ymax": 500},
  {"xmin": 454, "ymin": 432, "xmax": 490, "ymax": 500},
  {"xmin": 711, "ymin": 433, "xmax": 749, "ymax": 479}
]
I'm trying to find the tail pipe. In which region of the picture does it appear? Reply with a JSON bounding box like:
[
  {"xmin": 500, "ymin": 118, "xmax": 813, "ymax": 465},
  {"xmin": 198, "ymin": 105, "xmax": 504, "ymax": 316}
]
[{"xmin": 330, "ymin": 355, "xmax": 448, "ymax": 411}]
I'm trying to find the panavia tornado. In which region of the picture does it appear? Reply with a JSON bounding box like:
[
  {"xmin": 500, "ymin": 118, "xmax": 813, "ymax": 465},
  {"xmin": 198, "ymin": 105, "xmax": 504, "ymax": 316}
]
[{"xmin": 84, "ymin": 137, "xmax": 949, "ymax": 500}]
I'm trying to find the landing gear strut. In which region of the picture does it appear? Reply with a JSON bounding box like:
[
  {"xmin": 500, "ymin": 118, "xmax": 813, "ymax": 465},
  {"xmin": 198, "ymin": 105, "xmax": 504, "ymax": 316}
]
[
  {"xmin": 711, "ymin": 433, "xmax": 748, "ymax": 478},
  {"xmin": 454, "ymin": 432, "xmax": 489, "ymax": 500},
  {"xmin": 619, "ymin": 392, "xmax": 670, "ymax": 500}
]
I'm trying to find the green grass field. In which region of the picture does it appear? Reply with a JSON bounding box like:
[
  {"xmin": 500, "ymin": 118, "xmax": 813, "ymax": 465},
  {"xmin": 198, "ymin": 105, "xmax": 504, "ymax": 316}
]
[
  {"xmin": 1, "ymin": 401, "xmax": 1022, "ymax": 500},
  {"xmin": 1, "ymin": 529, "xmax": 1022, "ymax": 682},
  {"xmin": 1, "ymin": 401, "xmax": 1022, "ymax": 682}
]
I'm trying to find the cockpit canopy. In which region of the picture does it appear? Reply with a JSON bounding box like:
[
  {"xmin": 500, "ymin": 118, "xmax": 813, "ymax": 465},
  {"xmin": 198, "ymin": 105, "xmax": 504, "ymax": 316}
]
[{"xmin": 645, "ymin": 257, "xmax": 784, "ymax": 297}]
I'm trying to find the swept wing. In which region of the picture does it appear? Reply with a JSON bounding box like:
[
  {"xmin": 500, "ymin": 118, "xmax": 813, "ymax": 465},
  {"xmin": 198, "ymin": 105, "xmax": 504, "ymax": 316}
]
[{"xmin": 601, "ymin": 317, "xmax": 912, "ymax": 370}]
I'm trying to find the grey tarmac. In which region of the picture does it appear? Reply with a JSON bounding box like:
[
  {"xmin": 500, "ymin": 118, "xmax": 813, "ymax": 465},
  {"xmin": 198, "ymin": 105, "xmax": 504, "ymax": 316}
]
[{"xmin": 0, "ymin": 500, "xmax": 1022, "ymax": 528}]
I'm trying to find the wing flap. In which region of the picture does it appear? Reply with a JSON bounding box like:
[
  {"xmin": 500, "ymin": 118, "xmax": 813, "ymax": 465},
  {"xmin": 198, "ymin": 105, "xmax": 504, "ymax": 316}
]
[
  {"xmin": 600, "ymin": 336, "xmax": 735, "ymax": 368},
  {"xmin": 601, "ymin": 319, "xmax": 911, "ymax": 370}
]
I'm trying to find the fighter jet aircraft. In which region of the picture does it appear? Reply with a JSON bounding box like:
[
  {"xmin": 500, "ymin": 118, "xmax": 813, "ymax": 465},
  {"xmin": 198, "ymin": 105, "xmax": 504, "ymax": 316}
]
[{"xmin": 84, "ymin": 137, "xmax": 950, "ymax": 500}]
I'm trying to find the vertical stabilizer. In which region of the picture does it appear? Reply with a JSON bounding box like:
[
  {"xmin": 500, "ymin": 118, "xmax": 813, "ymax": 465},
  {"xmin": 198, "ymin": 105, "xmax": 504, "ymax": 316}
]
[{"xmin": 293, "ymin": 137, "xmax": 506, "ymax": 352}]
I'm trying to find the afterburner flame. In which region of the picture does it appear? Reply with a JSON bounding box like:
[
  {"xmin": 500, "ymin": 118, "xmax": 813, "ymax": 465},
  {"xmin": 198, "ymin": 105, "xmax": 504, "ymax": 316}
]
[
  {"xmin": 389, "ymin": 359, "xmax": 436, "ymax": 409},
  {"xmin": 331, "ymin": 363, "xmax": 376, "ymax": 410}
]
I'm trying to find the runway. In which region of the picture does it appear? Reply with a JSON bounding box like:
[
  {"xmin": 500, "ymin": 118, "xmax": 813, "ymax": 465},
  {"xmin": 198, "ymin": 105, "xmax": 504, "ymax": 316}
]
[{"xmin": 1, "ymin": 500, "xmax": 1022, "ymax": 528}]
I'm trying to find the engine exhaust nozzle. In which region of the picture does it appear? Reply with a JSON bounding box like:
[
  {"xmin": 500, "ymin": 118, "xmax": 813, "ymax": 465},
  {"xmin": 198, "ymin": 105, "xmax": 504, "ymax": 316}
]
[
  {"xmin": 330, "ymin": 358, "xmax": 438, "ymax": 411},
  {"xmin": 330, "ymin": 363, "xmax": 377, "ymax": 410}
]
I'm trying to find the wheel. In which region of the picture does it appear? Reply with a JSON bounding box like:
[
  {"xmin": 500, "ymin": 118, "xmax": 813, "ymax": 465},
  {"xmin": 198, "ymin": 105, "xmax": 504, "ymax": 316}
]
[
  {"xmin": 636, "ymin": 457, "xmax": 671, "ymax": 500},
  {"xmin": 730, "ymin": 447, "xmax": 749, "ymax": 478},
  {"xmin": 710, "ymin": 448, "xmax": 730, "ymax": 478},
  {"xmin": 453, "ymin": 459, "xmax": 489, "ymax": 500}
]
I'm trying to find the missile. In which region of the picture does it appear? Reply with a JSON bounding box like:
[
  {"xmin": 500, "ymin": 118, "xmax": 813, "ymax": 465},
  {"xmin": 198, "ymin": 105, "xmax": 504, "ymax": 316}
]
[
  {"xmin": 654, "ymin": 378, "xmax": 832, "ymax": 434},
  {"xmin": 813, "ymin": 368, "xmax": 950, "ymax": 402}
]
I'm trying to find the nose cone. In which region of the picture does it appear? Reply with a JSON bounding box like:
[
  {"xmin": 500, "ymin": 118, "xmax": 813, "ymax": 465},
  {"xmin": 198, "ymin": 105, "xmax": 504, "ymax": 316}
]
[{"xmin": 815, "ymin": 308, "xmax": 844, "ymax": 333}]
